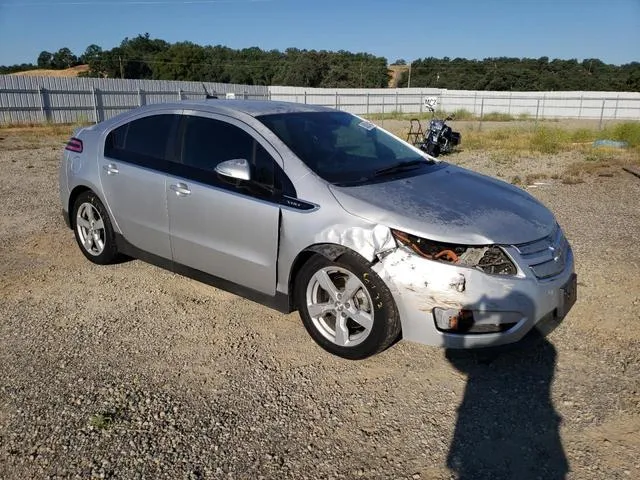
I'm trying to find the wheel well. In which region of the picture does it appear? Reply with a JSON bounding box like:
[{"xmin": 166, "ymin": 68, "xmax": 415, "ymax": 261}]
[
  {"xmin": 287, "ymin": 244, "xmax": 353, "ymax": 312},
  {"xmin": 67, "ymin": 186, "xmax": 91, "ymax": 228}
]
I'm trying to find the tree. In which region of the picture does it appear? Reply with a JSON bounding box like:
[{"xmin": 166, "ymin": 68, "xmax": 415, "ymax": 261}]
[
  {"xmin": 393, "ymin": 59, "xmax": 407, "ymax": 65},
  {"xmin": 118, "ymin": 33, "xmax": 170, "ymax": 79},
  {"xmin": 37, "ymin": 51, "xmax": 53, "ymax": 69},
  {"xmin": 152, "ymin": 42, "xmax": 207, "ymax": 81},
  {"xmin": 51, "ymin": 47, "xmax": 77, "ymax": 69},
  {"xmin": 81, "ymin": 44, "xmax": 103, "ymax": 64}
]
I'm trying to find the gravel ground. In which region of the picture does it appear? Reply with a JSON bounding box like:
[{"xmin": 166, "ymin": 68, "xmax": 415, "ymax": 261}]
[{"xmin": 0, "ymin": 132, "xmax": 639, "ymax": 479}]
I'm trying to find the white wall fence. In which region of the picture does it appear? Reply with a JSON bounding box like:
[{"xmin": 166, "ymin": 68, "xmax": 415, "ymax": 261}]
[
  {"xmin": 0, "ymin": 75, "xmax": 267, "ymax": 124},
  {"xmin": 269, "ymin": 86, "xmax": 640, "ymax": 121},
  {"xmin": 1, "ymin": 75, "xmax": 639, "ymax": 125}
]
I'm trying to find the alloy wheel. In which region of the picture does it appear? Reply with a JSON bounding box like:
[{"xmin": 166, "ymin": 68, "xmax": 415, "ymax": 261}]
[
  {"xmin": 305, "ymin": 266, "xmax": 374, "ymax": 347},
  {"xmin": 75, "ymin": 202, "xmax": 106, "ymax": 256}
]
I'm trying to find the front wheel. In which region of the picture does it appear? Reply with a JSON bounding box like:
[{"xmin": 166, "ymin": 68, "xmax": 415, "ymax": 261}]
[{"xmin": 296, "ymin": 252, "xmax": 401, "ymax": 359}]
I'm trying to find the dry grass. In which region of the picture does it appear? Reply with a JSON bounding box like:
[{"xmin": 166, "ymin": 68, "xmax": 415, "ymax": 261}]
[
  {"xmin": 414, "ymin": 121, "xmax": 640, "ymax": 158},
  {"xmin": 525, "ymin": 173, "xmax": 549, "ymax": 184},
  {"xmin": 386, "ymin": 119, "xmax": 640, "ymax": 185},
  {"xmin": 0, "ymin": 122, "xmax": 89, "ymax": 150}
]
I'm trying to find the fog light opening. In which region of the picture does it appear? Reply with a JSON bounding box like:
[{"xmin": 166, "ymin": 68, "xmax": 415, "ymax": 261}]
[
  {"xmin": 433, "ymin": 308, "xmax": 475, "ymax": 333},
  {"xmin": 433, "ymin": 308, "xmax": 517, "ymax": 334}
]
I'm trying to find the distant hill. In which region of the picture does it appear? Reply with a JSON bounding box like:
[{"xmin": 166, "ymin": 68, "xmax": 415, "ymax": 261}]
[
  {"xmin": 388, "ymin": 64, "xmax": 410, "ymax": 88},
  {"xmin": 10, "ymin": 65, "xmax": 89, "ymax": 77}
]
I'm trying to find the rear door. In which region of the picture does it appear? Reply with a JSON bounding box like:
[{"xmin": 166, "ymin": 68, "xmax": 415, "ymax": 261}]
[
  {"xmin": 166, "ymin": 113, "xmax": 285, "ymax": 295},
  {"xmin": 99, "ymin": 112, "xmax": 180, "ymax": 259}
]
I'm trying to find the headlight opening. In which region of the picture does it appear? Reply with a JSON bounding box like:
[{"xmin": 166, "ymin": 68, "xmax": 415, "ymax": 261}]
[{"xmin": 391, "ymin": 229, "xmax": 517, "ymax": 276}]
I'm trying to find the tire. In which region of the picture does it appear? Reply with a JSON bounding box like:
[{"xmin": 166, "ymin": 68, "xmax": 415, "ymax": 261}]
[
  {"xmin": 295, "ymin": 252, "xmax": 401, "ymax": 360},
  {"xmin": 72, "ymin": 191, "xmax": 120, "ymax": 265},
  {"xmin": 425, "ymin": 142, "xmax": 440, "ymax": 157}
]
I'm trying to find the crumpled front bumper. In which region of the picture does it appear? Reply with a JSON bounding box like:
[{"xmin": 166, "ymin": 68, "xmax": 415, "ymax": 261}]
[{"xmin": 372, "ymin": 245, "xmax": 576, "ymax": 349}]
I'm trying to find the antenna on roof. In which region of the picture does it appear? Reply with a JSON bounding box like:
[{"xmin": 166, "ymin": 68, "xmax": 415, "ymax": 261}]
[{"xmin": 202, "ymin": 82, "xmax": 218, "ymax": 99}]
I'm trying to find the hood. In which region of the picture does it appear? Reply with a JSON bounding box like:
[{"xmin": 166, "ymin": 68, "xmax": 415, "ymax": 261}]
[{"xmin": 328, "ymin": 164, "xmax": 555, "ymax": 245}]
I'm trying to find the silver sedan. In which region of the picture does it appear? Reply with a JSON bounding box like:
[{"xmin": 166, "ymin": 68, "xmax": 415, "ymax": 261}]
[{"xmin": 59, "ymin": 100, "xmax": 576, "ymax": 359}]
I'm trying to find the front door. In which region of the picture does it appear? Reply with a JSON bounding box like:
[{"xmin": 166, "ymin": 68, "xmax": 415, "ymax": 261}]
[{"xmin": 167, "ymin": 113, "xmax": 281, "ymax": 295}]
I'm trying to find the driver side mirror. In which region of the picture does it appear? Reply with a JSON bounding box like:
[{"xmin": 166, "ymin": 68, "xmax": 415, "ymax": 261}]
[{"xmin": 214, "ymin": 158, "xmax": 251, "ymax": 181}]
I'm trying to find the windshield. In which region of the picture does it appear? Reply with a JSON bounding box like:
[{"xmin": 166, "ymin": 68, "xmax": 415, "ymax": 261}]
[{"xmin": 256, "ymin": 111, "xmax": 433, "ymax": 185}]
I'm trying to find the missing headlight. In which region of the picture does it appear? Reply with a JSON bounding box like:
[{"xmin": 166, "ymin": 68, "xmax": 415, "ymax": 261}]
[{"xmin": 391, "ymin": 229, "xmax": 517, "ymax": 276}]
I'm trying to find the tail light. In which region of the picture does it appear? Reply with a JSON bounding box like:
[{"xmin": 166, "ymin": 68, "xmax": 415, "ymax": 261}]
[{"xmin": 65, "ymin": 137, "xmax": 83, "ymax": 153}]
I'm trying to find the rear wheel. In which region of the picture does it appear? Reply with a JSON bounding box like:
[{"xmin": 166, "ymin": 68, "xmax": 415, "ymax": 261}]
[
  {"xmin": 72, "ymin": 191, "xmax": 119, "ymax": 265},
  {"xmin": 296, "ymin": 252, "xmax": 401, "ymax": 359}
]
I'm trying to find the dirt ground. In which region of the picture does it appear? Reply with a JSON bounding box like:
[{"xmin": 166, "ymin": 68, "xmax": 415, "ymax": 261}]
[{"xmin": 0, "ymin": 130, "xmax": 639, "ymax": 479}]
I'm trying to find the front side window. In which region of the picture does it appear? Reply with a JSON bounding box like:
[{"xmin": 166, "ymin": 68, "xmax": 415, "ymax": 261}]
[
  {"xmin": 257, "ymin": 111, "xmax": 437, "ymax": 185},
  {"xmin": 104, "ymin": 114, "xmax": 178, "ymax": 166},
  {"xmin": 178, "ymin": 115, "xmax": 294, "ymax": 196}
]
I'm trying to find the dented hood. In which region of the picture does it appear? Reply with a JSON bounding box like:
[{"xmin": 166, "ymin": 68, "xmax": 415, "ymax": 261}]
[{"xmin": 328, "ymin": 164, "xmax": 556, "ymax": 245}]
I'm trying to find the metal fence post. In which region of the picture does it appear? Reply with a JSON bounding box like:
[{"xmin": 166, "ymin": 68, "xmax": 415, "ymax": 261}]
[
  {"xmin": 304, "ymin": 91, "xmax": 307, "ymax": 104},
  {"xmin": 366, "ymin": 93, "xmax": 370, "ymax": 115},
  {"xmin": 138, "ymin": 88, "xmax": 143, "ymax": 107},
  {"xmin": 614, "ymin": 94, "xmax": 620, "ymax": 119},
  {"xmin": 38, "ymin": 86, "xmax": 46, "ymax": 123},
  {"xmin": 92, "ymin": 87, "xmax": 99, "ymax": 123},
  {"xmin": 395, "ymin": 90, "xmax": 399, "ymax": 113},
  {"xmin": 599, "ymin": 99, "xmax": 606, "ymax": 130},
  {"xmin": 381, "ymin": 95, "xmax": 385, "ymax": 128},
  {"xmin": 578, "ymin": 94, "xmax": 583, "ymax": 118},
  {"xmin": 479, "ymin": 97, "xmax": 485, "ymax": 131},
  {"xmin": 335, "ymin": 91, "xmax": 338, "ymax": 109},
  {"xmin": 177, "ymin": 89, "xmax": 183, "ymax": 101},
  {"xmin": 535, "ymin": 99, "xmax": 540, "ymax": 126}
]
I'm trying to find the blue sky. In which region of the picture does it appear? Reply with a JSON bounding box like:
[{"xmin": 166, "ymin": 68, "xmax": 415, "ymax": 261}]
[{"xmin": 0, "ymin": 0, "xmax": 638, "ymax": 66}]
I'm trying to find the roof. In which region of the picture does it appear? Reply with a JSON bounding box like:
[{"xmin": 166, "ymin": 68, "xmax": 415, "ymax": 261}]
[
  {"xmin": 177, "ymin": 99, "xmax": 336, "ymax": 117},
  {"xmin": 91, "ymin": 99, "xmax": 340, "ymax": 132}
]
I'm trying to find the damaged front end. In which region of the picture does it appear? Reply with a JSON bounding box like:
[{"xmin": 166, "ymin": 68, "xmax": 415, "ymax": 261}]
[
  {"xmin": 360, "ymin": 224, "xmax": 575, "ymax": 348},
  {"xmin": 307, "ymin": 220, "xmax": 574, "ymax": 348}
]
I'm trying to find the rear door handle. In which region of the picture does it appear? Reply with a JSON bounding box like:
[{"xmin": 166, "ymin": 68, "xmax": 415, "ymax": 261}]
[
  {"xmin": 103, "ymin": 163, "xmax": 119, "ymax": 175},
  {"xmin": 170, "ymin": 182, "xmax": 191, "ymax": 197}
]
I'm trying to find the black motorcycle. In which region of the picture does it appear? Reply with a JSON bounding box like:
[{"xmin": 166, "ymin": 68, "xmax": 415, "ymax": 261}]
[{"xmin": 407, "ymin": 101, "xmax": 461, "ymax": 157}]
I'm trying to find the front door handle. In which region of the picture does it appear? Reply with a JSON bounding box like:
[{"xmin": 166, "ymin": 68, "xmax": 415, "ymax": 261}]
[
  {"xmin": 170, "ymin": 183, "xmax": 191, "ymax": 197},
  {"xmin": 103, "ymin": 163, "xmax": 119, "ymax": 175}
]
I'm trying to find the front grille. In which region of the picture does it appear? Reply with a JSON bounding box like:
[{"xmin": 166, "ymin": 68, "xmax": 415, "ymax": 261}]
[{"xmin": 513, "ymin": 226, "xmax": 569, "ymax": 279}]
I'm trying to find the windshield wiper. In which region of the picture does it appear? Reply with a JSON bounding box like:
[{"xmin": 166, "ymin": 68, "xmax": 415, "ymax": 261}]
[{"xmin": 374, "ymin": 160, "xmax": 428, "ymax": 177}]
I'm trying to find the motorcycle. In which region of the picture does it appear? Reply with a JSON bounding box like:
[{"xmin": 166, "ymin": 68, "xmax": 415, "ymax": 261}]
[{"xmin": 407, "ymin": 97, "xmax": 461, "ymax": 157}]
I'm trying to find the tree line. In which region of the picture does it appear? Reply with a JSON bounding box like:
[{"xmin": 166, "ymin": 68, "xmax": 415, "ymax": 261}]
[
  {"xmin": 1, "ymin": 33, "xmax": 638, "ymax": 91},
  {"xmin": 399, "ymin": 57, "xmax": 640, "ymax": 91}
]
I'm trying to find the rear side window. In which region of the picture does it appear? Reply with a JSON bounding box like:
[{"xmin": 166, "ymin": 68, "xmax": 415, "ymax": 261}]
[{"xmin": 105, "ymin": 114, "xmax": 178, "ymax": 167}]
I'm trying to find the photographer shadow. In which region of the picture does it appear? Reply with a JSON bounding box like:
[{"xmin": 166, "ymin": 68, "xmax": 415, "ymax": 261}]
[{"xmin": 445, "ymin": 293, "xmax": 569, "ymax": 480}]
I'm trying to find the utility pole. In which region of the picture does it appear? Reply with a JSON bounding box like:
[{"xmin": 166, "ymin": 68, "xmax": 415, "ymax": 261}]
[
  {"xmin": 407, "ymin": 61, "xmax": 412, "ymax": 88},
  {"xmin": 119, "ymin": 56, "xmax": 124, "ymax": 79}
]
